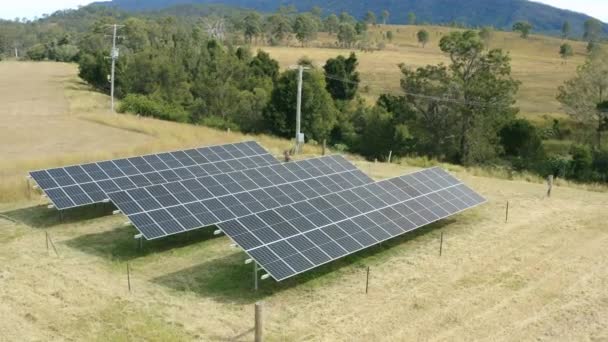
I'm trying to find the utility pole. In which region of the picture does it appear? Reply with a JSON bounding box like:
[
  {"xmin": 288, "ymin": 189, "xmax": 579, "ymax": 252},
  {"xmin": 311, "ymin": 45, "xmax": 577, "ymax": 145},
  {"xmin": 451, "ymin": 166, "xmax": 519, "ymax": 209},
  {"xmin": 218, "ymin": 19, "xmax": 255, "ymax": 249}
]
[
  {"xmin": 290, "ymin": 64, "xmax": 310, "ymax": 154},
  {"xmin": 107, "ymin": 24, "xmax": 124, "ymax": 113},
  {"xmin": 295, "ymin": 65, "xmax": 304, "ymax": 153}
]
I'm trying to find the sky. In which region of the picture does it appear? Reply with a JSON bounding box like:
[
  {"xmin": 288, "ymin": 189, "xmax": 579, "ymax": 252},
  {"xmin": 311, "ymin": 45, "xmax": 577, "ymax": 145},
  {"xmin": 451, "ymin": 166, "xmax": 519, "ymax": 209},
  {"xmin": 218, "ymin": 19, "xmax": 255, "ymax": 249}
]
[
  {"xmin": 1, "ymin": 0, "xmax": 607, "ymax": 22},
  {"xmin": 532, "ymin": 0, "xmax": 608, "ymax": 22}
]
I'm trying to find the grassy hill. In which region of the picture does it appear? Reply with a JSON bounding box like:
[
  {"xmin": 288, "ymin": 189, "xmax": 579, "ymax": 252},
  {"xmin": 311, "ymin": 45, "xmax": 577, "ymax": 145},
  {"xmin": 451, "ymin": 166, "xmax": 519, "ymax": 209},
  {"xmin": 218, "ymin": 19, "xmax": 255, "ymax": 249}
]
[
  {"xmin": 94, "ymin": 0, "xmax": 608, "ymax": 36},
  {"xmin": 1, "ymin": 60, "xmax": 608, "ymax": 340},
  {"xmin": 259, "ymin": 24, "xmax": 589, "ymax": 121}
]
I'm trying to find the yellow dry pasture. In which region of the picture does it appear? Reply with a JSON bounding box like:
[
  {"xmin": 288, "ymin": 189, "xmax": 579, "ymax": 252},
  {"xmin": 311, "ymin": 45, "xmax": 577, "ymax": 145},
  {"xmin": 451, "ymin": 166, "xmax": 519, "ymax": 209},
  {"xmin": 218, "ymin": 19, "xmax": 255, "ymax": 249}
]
[
  {"xmin": 0, "ymin": 61, "xmax": 320, "ymax": 203},
  {"xmin": 1, "ymin": 160, "xmax": 607, "ymax": 341},
  {"xmin": 258, "ymin": 25, "xmax": 590, "ymax": 119},
  {"xmin": 0, "ymin": 43, "xmax": 608, "ymax": 341},
  {"xmin": 0, "ymin": 47, "xmax": 607, "ymax": 341}
]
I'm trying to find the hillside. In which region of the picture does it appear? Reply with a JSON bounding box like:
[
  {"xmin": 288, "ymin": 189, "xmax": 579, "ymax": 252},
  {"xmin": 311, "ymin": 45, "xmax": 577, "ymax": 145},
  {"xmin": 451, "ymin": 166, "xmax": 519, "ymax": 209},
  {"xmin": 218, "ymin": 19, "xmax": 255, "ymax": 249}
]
[
  {"xmin": 1, "ymin": 61, "xmax": 607, "ymax": 340},
  {"xmin": 260, "ymin": 25, "xmax": 589, "ymax": 120},
  {"xmin": 93, "ymin": 0, "xmax": 608, "ymax": 36}
]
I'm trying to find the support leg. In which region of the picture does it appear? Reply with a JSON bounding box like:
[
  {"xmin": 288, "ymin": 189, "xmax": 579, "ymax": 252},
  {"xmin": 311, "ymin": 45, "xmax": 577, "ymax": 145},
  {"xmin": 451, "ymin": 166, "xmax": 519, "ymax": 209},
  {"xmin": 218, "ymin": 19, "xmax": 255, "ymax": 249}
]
[{"xmin": 254, "ymin": 262, "xmax": 259, "ymax": 291}]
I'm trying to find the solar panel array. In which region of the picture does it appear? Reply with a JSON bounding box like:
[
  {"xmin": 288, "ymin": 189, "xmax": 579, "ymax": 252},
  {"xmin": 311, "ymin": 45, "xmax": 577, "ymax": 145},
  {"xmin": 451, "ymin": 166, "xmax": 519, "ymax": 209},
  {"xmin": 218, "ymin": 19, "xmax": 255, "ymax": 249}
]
[
  {"xmin": 217, "ymin": 167, "xmax": 486, "ymax": 281},
  {"xmin": 109, "ymin": 155, "xmax": 373, "ymax": 240},
  {"xmin": 29, "ymin": 141, "xmax": 277, "ymax": 210}
]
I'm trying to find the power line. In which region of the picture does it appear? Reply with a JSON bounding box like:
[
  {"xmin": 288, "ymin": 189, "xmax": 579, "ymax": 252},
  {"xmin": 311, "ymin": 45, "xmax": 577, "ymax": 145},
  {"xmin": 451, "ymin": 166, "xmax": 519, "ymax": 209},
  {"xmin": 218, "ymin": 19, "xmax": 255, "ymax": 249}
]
[{"xmin": 323, "ymin": 73, "xmax": 497, "ymax": 107}]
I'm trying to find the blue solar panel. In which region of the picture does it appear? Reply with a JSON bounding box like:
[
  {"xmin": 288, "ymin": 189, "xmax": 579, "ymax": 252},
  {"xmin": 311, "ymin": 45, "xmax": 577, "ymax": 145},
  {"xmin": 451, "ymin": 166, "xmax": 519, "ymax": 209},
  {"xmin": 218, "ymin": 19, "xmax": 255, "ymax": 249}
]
[
  {"xmin": 218, "ymin": 167, "xmax": 486, "ymax": 281},
  {"xmin": 109, "ymin": 155, "xmax": 374, "ymax": 240},
  {"xmin": 29, "ymin": 141, "xmax": 278, "ymax": 210}
]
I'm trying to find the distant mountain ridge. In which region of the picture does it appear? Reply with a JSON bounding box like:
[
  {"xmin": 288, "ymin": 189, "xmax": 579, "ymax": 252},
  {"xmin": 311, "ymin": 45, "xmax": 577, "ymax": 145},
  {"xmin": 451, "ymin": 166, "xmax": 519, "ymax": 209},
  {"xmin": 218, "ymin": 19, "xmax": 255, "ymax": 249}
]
[{"xmin": 92, "ymin": 0, "xmax": 607, "ymax": 36}]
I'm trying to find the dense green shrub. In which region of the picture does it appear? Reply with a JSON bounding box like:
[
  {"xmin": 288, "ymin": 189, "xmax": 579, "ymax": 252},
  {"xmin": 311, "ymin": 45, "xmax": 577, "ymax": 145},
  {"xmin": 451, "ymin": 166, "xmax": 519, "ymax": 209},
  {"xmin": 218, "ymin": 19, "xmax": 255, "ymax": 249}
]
[
  {"xmin": 26, "ymin": 44, "xmax": 46, "ymax": 60},
  {"xmin": 592, "ymin": 149, "xmax": 608, "ymax": 182},
  {"xmin": 53, "ymin": 44, "xmax": 80, "ymax": 62},
  {"xmin": 567, "ymin": 144, "xmax": 593, "ymax": 181},
  {"xmin": 500, "ymin": 119, "xmax": 544, "ymax": 170},
  {"xmin": 543, "ymin": 155, "xmax": 570, "ymax": 179},
  {"xmin": 118, "ymin": 94, "xmax": 189, "ymax": 122}
]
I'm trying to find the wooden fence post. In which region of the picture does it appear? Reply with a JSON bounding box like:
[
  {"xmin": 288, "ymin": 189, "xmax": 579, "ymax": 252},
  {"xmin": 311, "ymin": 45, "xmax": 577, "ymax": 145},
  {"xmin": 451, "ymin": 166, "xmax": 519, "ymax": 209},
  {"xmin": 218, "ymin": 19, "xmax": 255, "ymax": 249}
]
[
  {"xmin": 255, "ymin": 302, "xmax": 263, "ymax": 342},
  {"xmin": 365, "ymin": 266, "xmax": 370, "ymax": 294},
  {"xmin": 47, "ymin": 233, "xmax": 59, "ymax": 256},
  {"xmin": 127, "ymin": 263, "xmax": 131, "ymax": 292},
  {"xmin": 439, "ymin": 232, "xmax": 444, "ymax": 257},
  {"xmin": 322, "ymin": 139, "xmax": 326, "ymax": 156}
]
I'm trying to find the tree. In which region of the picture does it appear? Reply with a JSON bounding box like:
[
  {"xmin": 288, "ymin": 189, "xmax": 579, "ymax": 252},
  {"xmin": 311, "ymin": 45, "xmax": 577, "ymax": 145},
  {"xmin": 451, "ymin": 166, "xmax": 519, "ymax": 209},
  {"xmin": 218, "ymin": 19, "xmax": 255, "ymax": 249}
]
[
  {"xmin": 324, "ymin": 52, "xmax": 360, "ymax": 101},
  {"xmin": 26, "ymin": 43, "xmax": 46, "ymax": 60},
  {"xmin": 293, "ymin": 14, "xmax": 317, "ymax": 46},
  {"xmin": 381, "ymin": 10, "xmax": 390, "ymax": 25},
  {"xmin": 402, "ymin": 31, "xmax": 519, "ymax": 165},
  {"xmin": 399, "ymin": 64, "xmax": 458, "ymax": 159},
  {"xmin": 355, "ymin": 21, "xmax": 367, "ymax": 35},
  {"xmin": 354, "ymin": 106, "xmax": 412, "ymax": 160},
  {"xmin": 587, "ymin": 41, "xmax": 601, "ymax": 54},
  {"xmin": 364, "ymin": 11, "xmax": 376, "ymax": 26},
  {"xmin": 583, "ymin": 19, "xmax": 602, "ymax": 42},
  {"xmin": 557, "ymin": 50, "xmax": 608, "ymax": 148},
  {"xmin": 499, "ymin": 119, "xmax": 544, "ymax": 168},
  {"xmin": 53, "ymin": 44, "xmax": 79, "ymax": 62},
  {"xmin": 568, "ymin": 144, "xmax": 593, "ymax": 180},
  {"xmin": 479, "ymin": 27, "xmax": 493, "ymax": 48},
  {"xmin": 559, "ymin": 43, "xmax": 574, "ymax": 61},
  {"xmin": 417, "ymin": 30, "xmax": 429, "ymax": 47},
  {"xmin": 78, "ymin": 52, "xmax": 110, "ymax": 90},
  {"xmin": 339, "ymin": 12, "xmax": 356, "ymax": 25},
  {"xmin": 250, "ymin": 50, "xmax": 279, "ymax": 81},
  {"xmin": 243, "ymin": 12, "xmax": 262, "ymax": 44},
  {"xmin": 407, "ymin": 12, "xmax": 416, "ymax": 25},
  {"xmin": 386, "ymin": 31, "xmax": 394, "ymax": 42},
  {"xmin": 562, "ymin": 21, "xmax": 571, "ymax": 39},
  {"xmin": 512, "ymin": 21, "xmax": 532, "ymax": 38},
  {"xmin": 264, "ymin": 68, "xmax": 338, "ymax": 141},
  {"xmin": 324, "ymin": 14, "xmax": 339, "ymax": 35},
  {"xmin": 337, "ymin": 23, "xmax": 357, "ymax": 47},
  {"xmin": 265, "ymin": 14, "xmax": 292, "ymax": 45},
  {"xmin": 311, "ymin": 6, "xmax": 322, "ymax": 18}
]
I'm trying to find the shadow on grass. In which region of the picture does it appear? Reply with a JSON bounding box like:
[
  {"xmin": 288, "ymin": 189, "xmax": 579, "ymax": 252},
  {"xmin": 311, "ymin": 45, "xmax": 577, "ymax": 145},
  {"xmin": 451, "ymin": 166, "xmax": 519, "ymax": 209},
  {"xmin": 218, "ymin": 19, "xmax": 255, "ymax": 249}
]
[
  {"xmin": 0, "ymin": 203, "xmax": 116, "ymax": 228},
  {"xmin": 66, "ymin": 225, "xmax": 218, "ymax": 262},
  {"xmin": 152, "ymin": 219, "xmax": 452, "ymax": 305}
]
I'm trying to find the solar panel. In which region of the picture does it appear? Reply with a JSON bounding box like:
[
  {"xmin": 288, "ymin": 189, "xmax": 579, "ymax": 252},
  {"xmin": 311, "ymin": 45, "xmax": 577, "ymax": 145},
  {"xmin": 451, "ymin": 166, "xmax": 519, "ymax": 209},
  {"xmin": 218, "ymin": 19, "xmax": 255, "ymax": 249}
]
[
  {"xmin": 109, "ymin": 155, "xmax": 374, "ymax": 240},
  {"xmin": 217, "ymin": 167, "xmax": 486, "ymax": 281},
  {"xmin": 29, "ymin": 141, "xmax": 278, "ymax": 210}
]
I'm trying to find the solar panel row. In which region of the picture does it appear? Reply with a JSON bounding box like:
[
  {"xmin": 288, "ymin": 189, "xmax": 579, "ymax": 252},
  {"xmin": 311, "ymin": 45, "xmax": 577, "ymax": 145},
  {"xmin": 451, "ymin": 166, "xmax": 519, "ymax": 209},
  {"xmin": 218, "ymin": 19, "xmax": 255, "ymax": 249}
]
[
  {"xmin": 28, "ymin": 140, "xmax": 487, "ymax": 284},
  {"xmin": 218, "ymin": 167, "xmax": 486, "ymax": 281},
  {"xmin": 29, "ymin": 141, "xmax": 277, "ymax": 210},
  {"xmin": 110, "ymin": 155, "xmax": 374, "ymax": 240}
]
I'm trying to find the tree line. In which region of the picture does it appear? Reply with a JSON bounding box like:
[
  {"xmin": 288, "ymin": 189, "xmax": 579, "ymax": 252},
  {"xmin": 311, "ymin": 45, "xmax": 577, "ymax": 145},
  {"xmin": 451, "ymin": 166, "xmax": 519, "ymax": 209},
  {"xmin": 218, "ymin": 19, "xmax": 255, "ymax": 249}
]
[{"xmin": 1, "ymin": 6, "xmax": 607, "ymax": 183}]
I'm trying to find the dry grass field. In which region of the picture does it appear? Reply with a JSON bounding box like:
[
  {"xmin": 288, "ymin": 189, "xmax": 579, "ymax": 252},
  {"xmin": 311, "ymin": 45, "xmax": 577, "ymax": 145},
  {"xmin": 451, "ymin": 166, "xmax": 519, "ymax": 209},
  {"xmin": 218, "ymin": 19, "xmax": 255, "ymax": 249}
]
[
  {"xmin": 258, "ymin": 25, "xmax": 590, "ymax": 120},
  {"xmin": 0, "ymin": 61, "xmax": 313, "ymax": 203},
  {"xmin": 1, "ymin": 158, "xmax": 607, "ymax": 341},
  {"xmin": 1, "ymin": 28, "xmax": 607, "ymax": 341}
]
